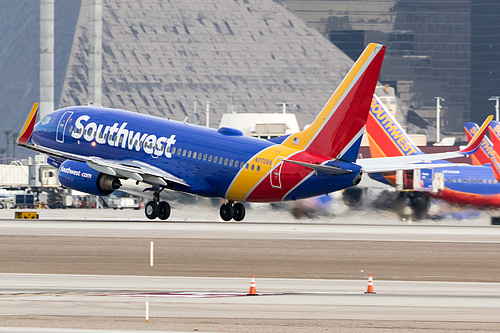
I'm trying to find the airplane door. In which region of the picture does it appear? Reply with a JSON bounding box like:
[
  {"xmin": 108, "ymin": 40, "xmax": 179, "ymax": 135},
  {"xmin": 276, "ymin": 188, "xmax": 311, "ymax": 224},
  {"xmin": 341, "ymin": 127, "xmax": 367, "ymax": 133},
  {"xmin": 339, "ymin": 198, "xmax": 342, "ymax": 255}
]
[
  {"xmin": 432, "ymin": 172, "xmax": 445, "ymax": 193},
  {"xmin": 271, "ymin": 157, "xmax": 284, "ymax": 188},
  {"xmin": 56, "ymin": 111, "xmax": 73, "ymax": 143}
]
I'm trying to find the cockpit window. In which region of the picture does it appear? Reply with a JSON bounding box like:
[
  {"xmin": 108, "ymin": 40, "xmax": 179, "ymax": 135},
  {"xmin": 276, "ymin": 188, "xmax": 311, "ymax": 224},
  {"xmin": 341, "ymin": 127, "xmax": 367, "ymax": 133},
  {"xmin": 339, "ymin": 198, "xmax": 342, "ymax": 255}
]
[{"xmin": 41, "ymin": 115, "xmax": 51, "ymax": 125}]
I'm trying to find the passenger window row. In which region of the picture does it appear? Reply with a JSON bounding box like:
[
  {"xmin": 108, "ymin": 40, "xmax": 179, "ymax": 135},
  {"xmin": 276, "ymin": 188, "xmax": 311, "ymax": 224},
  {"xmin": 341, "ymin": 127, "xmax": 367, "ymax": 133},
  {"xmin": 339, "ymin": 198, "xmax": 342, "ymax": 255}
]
[
  {"xmin": 448, "ymin": 178, "xmax": 498, "ymax": 184},
  {"xmin": 70, "ymin": 125, "xmax": 265, "ymax": 172},
  {"xmin": 172, "ymin": 146, "xmax": 263, "ymax": 171}
]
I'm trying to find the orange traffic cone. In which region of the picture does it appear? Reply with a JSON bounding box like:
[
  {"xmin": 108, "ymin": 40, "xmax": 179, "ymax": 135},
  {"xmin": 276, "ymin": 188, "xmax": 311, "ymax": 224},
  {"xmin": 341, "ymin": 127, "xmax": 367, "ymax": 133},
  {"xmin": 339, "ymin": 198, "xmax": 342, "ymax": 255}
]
[
  {"xmin": 365, "ymin": 274, "xmax": 376, "ymax": 294},
  {"xmin": 248, "ymin": 275, "xmax": 257, "ymax": 295}
]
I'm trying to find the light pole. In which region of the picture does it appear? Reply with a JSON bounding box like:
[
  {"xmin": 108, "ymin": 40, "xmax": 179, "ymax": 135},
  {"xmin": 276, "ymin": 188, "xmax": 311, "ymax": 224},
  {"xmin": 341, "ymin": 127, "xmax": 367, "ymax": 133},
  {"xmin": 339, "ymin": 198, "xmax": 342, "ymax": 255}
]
[
  {"xmin": 433, "ymin": 97, "xmax": 445, "ymax": 143},
  {"xmin": 489, "ymin": 96, "xmax": 500, "ymax": 121},
  {"xmin": 205, "ymin": 100, "xmax": 220, "ymax": 128},
  {"xmin": 275, "ymin": 102, "xmax": 296, "ymax": 114},
  {"xmin": 193, "ymin": 101, "xmax": 198, "ymax": 125}
]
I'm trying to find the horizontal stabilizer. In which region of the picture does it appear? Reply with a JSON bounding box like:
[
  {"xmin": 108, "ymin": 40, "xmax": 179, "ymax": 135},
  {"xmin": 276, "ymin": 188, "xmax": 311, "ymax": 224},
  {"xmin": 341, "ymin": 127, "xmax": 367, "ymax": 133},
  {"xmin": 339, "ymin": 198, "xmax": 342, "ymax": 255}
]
[{"xmin": 279, "ymin": 158, "xmax": 352, "ymax": 175}]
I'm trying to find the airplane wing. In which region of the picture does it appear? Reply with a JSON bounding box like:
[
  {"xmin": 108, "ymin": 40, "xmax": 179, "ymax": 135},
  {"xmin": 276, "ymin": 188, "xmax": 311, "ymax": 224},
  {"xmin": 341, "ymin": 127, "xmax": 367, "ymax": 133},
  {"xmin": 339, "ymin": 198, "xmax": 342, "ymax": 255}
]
[
  {"xmin": 358, "ymin": 115, "xmax": 493, "ymax": 173},
  {"xmin": 86, "ymin": 157, "xmax": 189, "ymax": 187},
  {"xmin": 22, "ymin": 143, "xmax": 189, "ymax": 187}
]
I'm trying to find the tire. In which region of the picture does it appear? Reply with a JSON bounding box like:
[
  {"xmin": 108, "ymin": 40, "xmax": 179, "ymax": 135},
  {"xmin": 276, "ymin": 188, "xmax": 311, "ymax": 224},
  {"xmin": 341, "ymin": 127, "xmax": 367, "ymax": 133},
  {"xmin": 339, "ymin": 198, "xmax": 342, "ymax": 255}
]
[
  {"xmin": 220, "ymin": 203, "xmax": 234, "ymax": 221},
  {"xmin": 158, "ymin": 201, "xmax": 171, "ymax": 220},
  {"xmin": 145, "ymin": 201, "xmax": 159, "ymax": 220},
  {"xmin": 233, "ymin": 202, "xmax": 246, "ymax": 221}
]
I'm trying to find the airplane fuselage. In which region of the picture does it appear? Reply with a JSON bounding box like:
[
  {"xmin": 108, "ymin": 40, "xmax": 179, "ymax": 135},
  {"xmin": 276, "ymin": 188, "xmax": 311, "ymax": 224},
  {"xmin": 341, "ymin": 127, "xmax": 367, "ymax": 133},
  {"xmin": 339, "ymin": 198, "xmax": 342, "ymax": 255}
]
[{"xmin": 32, "ymin": 106, "xmax": 362, "ymax": 202}]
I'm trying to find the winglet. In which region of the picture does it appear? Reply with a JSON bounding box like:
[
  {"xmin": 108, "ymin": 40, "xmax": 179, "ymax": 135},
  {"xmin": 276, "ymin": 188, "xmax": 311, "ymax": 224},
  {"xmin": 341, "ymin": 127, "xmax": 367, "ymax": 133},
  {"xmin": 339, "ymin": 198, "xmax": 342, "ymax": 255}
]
[
  {"xmin": 460, "ymin": 115, "xmax": 493, "ymax": 155},
  {"xmin": 17, "ymin": 103, "xmax": 39, "ymax": 145},
  {"xmin": 490, "ymin": 156, "xmax": 500, "ymax": 182}
]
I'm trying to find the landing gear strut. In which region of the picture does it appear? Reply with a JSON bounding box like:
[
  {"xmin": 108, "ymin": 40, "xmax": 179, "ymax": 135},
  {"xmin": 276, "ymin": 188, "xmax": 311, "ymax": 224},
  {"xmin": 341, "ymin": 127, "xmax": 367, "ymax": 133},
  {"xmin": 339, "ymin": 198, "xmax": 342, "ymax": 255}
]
[
  {"xmin": 145, "ymin": 187, "xmax": 171, "ymax": 220},
  {"xmin": 220, "ymin": 201, "xmax": 246, "ymax": 221}
]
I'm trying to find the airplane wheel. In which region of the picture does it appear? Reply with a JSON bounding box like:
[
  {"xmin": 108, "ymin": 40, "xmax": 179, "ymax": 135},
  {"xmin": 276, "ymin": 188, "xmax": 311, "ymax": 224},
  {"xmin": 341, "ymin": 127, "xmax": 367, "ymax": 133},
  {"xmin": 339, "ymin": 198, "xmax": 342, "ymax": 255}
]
[
  {"xmin": 233, "ymin": 202, "xmax": 246, "ymax": 221},
  {"xmin": 145, "ymin": 201, "xmax": 159, "ymax": 220},
  {"xmin": 158, "ymin": 201, "xmax": 171, "ymax": 220},
  {"xmin": 220, "ymin": 203, "xmax": 234, "ymax": 221}
]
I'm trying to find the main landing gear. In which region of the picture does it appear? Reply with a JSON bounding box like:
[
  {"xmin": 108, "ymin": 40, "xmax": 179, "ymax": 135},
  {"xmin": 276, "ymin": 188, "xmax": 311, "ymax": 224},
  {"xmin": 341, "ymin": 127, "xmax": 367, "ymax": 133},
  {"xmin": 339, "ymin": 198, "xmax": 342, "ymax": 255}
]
[
  {"xmin": 220, "ymin": 201, "xmax": 246, "ymax": 221},
  {"xmin": 145, "ymin": 187, "xmax": 171, "ymax": 220}
]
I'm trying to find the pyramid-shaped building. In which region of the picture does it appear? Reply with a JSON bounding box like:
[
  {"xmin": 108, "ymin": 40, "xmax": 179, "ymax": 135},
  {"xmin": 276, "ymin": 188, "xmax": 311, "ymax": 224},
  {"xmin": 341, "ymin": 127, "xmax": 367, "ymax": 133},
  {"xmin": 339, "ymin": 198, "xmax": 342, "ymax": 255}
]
[{"xmin": 60, "ymin": 0, "xmax": 355, "ymax": 128}]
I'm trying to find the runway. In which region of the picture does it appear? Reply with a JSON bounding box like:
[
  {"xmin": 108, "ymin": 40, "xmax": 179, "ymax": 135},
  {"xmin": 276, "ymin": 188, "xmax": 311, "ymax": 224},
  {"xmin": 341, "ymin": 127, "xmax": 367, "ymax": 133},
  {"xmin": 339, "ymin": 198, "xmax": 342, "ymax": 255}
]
[
  {"xmin": 1, "ymin": 274, "xmax": 499, "ymax": 327},
  {"xmin": 0, "ymin": 209, "xmax": 499, "ymax": 331}
]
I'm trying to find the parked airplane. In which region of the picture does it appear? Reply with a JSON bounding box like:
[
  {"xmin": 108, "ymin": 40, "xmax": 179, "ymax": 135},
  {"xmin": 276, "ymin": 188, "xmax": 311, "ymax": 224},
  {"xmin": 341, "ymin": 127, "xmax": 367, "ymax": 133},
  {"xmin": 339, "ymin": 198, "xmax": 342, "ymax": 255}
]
[
  {"xmin": 366, "ymin": 95, "xmax": 500, "ymax": 213},
  {"xmin": 17, "ymin": 43, "xmax": 489, "ymax": 221},
  {"xmin": 464, "ymin": 122, "xmax": 500, "ymax": 165}
]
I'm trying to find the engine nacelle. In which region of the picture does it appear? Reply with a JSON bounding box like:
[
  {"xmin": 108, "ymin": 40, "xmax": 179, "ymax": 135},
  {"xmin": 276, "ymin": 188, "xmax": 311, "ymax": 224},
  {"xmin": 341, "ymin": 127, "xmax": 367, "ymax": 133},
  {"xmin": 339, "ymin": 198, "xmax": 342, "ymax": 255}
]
[{"xmin": 58, "ymin": 160, "xmax": 121, "ymax": 196}]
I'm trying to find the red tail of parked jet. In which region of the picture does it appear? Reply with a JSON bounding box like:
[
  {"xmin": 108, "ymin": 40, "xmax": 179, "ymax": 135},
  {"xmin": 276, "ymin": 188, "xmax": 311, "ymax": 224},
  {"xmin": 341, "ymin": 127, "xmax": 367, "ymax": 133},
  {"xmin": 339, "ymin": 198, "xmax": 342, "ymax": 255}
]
[{"xmin": 464, "ymin": 122, "xmax": 500, "ymax": 166}]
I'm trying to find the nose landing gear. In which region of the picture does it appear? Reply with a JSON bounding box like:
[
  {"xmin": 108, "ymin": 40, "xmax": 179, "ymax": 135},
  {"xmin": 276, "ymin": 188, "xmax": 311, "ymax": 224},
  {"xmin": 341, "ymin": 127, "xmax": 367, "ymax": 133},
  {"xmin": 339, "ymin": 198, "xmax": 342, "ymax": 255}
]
[
  {"xmin": 145, "ymin": 186, "xmax": 171, "ymax": 220},
  {"xmin": 220, "ymin": 201, "xmax": 246, "ymax": 221}
]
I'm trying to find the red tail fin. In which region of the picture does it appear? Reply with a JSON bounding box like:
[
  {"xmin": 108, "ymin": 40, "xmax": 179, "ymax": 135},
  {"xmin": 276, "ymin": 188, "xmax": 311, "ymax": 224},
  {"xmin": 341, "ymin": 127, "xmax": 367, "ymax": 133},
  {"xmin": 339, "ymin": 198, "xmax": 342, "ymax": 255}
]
[
  {"xmin": 366, "ymin": 95, "xmax": 423, "ymax": 158},
  {"xmin": 17, "ymin": 103, "xmax": 39, "ymax": 145},
  {"xmin": 490, "ymin": 157, "xmax": 500, "ymax": 182},
  {"xmin": 282, "ymin": 43, "xmax": 385, "ymax": 162},
  {"xmin": 464, "ymin": 122, "xmax": 500, "ymax": 165},
  {"xmin": 489, "ymin": 120, "xmax": 500, "ymax": 155}
]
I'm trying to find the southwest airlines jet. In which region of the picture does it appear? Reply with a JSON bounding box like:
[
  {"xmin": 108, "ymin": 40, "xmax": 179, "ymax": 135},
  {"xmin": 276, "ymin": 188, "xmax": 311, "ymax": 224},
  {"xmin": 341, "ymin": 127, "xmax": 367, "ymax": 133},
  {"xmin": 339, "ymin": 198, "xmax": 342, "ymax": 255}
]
[
  {"xmin": 17, "ymin": 43, "xmax": 489, "ymax": 221},
  {"xmin": 464, "ymin": 120, "xmax": 500, "ymax": 165},
  {"xmin": 366, "ymin": 95, "xmax": 500, "ymax": 210},
  {"xmin": 464, "ymin": 121, "xmax": 500, "ymax": 166},
  {"xmin": 489, "ymin": 120, "xmax": 500, "ymax": 154}
]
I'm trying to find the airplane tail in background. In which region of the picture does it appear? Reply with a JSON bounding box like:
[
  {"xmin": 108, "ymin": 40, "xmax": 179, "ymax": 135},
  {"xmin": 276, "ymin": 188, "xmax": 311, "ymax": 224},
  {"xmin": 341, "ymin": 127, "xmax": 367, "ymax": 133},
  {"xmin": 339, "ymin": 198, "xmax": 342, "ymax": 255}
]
[
  {"xmin": 489, "ymin": 120, "xmax": 500, "ymax": 153},
  {"xmin": 365, "ymin": 95, "xmax": 423, "ymax": 158},
  {"xmin": 17, "ymin": 103, "xmax": 39, "ymax": 145},
  {"xmin": 464, "ymin": 122, "xmax": 500, "ymax": 166},
  {"xmin": 282, "ymin": 43, "xmax": 386, "ymax": 162}
]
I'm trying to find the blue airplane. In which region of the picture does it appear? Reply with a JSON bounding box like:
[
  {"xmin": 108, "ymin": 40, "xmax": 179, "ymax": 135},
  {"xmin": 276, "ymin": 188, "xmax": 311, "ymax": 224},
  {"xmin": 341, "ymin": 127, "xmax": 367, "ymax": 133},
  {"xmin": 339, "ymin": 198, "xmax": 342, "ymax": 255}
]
[
  {"xmin": 366, "ymin": 95, "xmax": 499, "ymax": 212},
  {"xmin": 17, "ymin": 43, "xmax": 489, "ymax": 221}
]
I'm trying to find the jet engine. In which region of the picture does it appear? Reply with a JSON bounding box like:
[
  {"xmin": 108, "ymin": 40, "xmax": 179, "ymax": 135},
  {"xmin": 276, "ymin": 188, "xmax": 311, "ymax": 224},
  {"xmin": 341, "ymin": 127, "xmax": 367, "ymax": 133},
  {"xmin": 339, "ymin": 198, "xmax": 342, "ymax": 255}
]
[{"xmin": 58, "ymin": 160, "xmax": 121, "ymax": 196}]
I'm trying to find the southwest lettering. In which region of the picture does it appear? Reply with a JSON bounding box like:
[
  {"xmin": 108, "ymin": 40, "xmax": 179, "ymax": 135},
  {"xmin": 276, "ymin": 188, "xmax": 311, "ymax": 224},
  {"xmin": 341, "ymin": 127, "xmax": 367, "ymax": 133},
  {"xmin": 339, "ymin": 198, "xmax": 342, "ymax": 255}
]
[
  {"xmin": 115, "ymin": 122, "xmax": 129, "ymax": 148},
  {"xmin": 107, "ymin": 123, "xmax": 119, "ymax": 146},
  {"xmin": 370, "ymin": 99, "xmax": 417, "ymax": 156},
  {"xmin": 494, "ymin": 125, "xmax": 500, "ymax": 136},
  {"xmin": 70, "ymin": 115, "xmax": 176, "ymax": 158}
]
